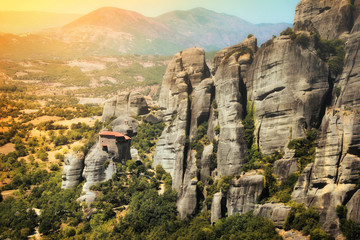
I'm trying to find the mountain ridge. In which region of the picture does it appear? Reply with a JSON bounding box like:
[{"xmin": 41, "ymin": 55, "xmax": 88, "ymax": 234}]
[{"xmin": 0, "ymin": 7, "xmax": 292, "ymax": 56}]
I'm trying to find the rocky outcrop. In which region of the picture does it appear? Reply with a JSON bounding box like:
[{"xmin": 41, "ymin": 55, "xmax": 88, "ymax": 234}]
[
  {"xmin": 177, "ymin": 178, "xmax": 198, "ymax": 219},
  {"xmin": 346, "ymin": 189, "xmax": 360, "ymax": 224},
  {"xmin": 254, "ymin": 203, "xmax": 291, "ymax": 227},
  {"xmin": 292, "ymin": 110, "xmax": 360, "ymax": 235},
  {"xmin": 153, "ymin": 1, "xmax": 360, "ymax": 232},
  {"xmin": 211, "ymin": 191, "xmax": 226, "ymax": 224},
  {"xmin": 102, "ymin": 91, "xmax": 149, "ymax": 121},
  {"xmin": 293, "ymin": 0, "xmax": 354, "ymax": 39},
  {"xmin": 158, "ymin": 47, "xmax": 210, "ymax": 116},
  {"xmin": 274, "ymin": 150, "xmax": 298, "ymax": 182},
  {"xmin": 289, "ymin": 0, "xmax": 360, "ymax": 236},
  {"xmin": 110, "ymin": 116, "xmax": 139, "ymax": 137},
  {"xmin": 189, "ymin": 78, "xmax": 214, "ymax": 140},
  {"xmin": 226, "ymin": 174, "xmax": 264, "ymax": 216},
  {"xmin": 213, "ymin": 36, "xmax": 257, "ymax": 176},
  {"xmin": 61, "ymin": 152, "xmax": 84, "ymax": 189},
  {"xmin": 153, "ymin": 47, "xmax": 210, "ymax": 191},
  {"xmin": 246, "ymin": 36, "xmax": 329, "ymax": 155}
]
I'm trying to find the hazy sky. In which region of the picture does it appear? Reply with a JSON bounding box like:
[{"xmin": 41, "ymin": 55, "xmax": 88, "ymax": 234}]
[{"xmin": 0, "ymin": 0, "xmax": 299, "ymax": 23}]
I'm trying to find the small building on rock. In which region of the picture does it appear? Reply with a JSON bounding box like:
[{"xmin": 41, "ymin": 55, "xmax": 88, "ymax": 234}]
[{"xmin": 99, "ymin": 131, "xmax": 131, "ymax": 163}]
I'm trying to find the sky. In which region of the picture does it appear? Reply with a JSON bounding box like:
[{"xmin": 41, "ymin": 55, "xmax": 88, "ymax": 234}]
[{"xmin": 0, "ymin": 0, "xmax": 299, "ymax": 24}]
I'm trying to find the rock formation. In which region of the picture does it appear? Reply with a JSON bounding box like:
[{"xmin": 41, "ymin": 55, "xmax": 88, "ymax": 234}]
[
  {"xmin": 61, "ymin": 152, "xmax": 85, "ymax": 189},
  {"xmin": 254, "ymin": 203, "xmax": 291, "ymax": 228},
  {"xmin": 246, "ymin": 35, "xmax": 329, "ymax": 154},
  {"xmin": 293, "ymin": 0, "xmax": 354, "ymax": 39},
  {"xmin": 153, "ymin": 47, "xmax": 210, "ymax": 189},
  {"xmin": 152, "ymin": 1, "xmax": 360, "ymax": 236},
  {"xmin": 213, "ymin": 36, "xmax": 257, "ymax": 176},
  {"xmin": 226, "ymin": 174, "xmax": 264, "ymax": 216},
  {"xmin": 60, "ymin": 0, "xmax": 360, "ymax": 235},
  {"xmin": 102, "ymin": 91, "xmax": 149, "ymax": 121},
  {"xmin": 289, "ymin": 0, "xmax": 360, "ymax": 236}
]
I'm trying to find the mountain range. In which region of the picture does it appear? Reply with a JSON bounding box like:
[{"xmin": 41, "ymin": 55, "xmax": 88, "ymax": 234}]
[{"xmin": 0, "ymin": 7, "xmax": 291, "ymax": 57}]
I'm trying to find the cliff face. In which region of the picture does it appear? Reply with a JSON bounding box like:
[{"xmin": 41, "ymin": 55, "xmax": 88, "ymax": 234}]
[
  {"xmin": 293, "ymin": 0, "xmax": 354, "ymax": 39},
  {"xmin": 152, "ymin": 0, "xmax": 360, "ymax": 235},
  {"xmin": 213, "ymin": 37, "xmax": 256, "ymax": 176},
  {"xmin": 246, "ymin": 36, "xmax": 329, "ymax": 154}
]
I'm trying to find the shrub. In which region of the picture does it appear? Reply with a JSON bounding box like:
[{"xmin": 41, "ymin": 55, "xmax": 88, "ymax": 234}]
[
  {"xmin": 50, "ymin": 164, "xmax": 60, "ymax": 171},
  {"xmin": 288, "ymin": 130, "xmax": 317, "ymax": 172},
  {"xmin": 335, "ymin": 86, "xmax": 341, "ymax": 97},
  {"xmin": 295, "ymin": 34, "xmax": 310, "ymax": 48},
  {"xmin": 337, "ymin": 205, "xmax": 360, "ymax": 239},
  {"xmin": 280, "ymin": 27, "xmax": 295, "ymax": 36}
]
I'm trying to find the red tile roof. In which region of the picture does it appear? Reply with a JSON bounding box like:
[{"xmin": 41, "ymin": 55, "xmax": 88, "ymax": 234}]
[{"xmin": 99, "ymin": 131, "xmax": 131, "ymax": 140}]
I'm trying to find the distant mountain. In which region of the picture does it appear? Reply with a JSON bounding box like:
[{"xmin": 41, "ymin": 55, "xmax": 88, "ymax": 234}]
[
  {"xmin": 0, "ymin": 11, "xmax": 81, "ymax": 33},
  {"xmin": 155, "ymin": 7, "xmax": 290, "ymax": 50},
  {"xmin": 0, "ymin": 7, "xmax": 292, "ymax": 57}
]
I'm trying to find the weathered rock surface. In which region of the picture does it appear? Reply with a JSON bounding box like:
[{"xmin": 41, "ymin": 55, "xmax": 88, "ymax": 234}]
[
  {"xmin": 293, "ymin": 0, "xmax": 353, "ymax": 39},
  {"xmin": 213, "ymin": 36, "xmax": 257, "ymax": 176},
  {"xmin": 274, "ymin": 150, "xmax": 298, "ymax": 182},
  {"xmin": 254, "ymin": 203, "xmax": 291, "ymax": 227},
  {"xmin": 177, "ymin": 179, "xmax": 198, "ymax": 219},
  {"xmin": 79, "ymin": 142, "xmax": 112, "ymax": 203},
  {"xmin": 199, "ymin": 144, "xmax": 213, "ymax": 183},
  {"xmin": 102, "ymin": 91, "xmax": 149, "ymax": 121},
  {"xmin": 158, "ymin": 47, "xmax": 210, "ymax": 116},
  {"xmin": 246, "ymin": 36, "xmax": 329, "ymax": 155},
  {"xmin": 189, "ymin": 78, "xmax": 214, "ymax": 140},
  {"xmin": 292, "ymin": 110, "xmax": 360, "ymax": 235},
  {"xmin": 289, "ymin": 1, "xmax": 360, "ymax": 236},
  {"xmin": 346, "ymin": 189, "xmax": 360, "ymax": 224},
  {"xmin": 143, "ymin": 113, "xmax": 161, "ymax": 124},
  {"xmin": 211, "ymin": 191, "xmax": 226, "ymax": 224},
  {"xmin": 110, "ymin": 116, "xmax": 139, "ymax": 137},
  {"xmin": 61, "ymin": 152, "xmax": 84, "ymax": 189},
  {"xmin": 153, "ymin": 47, "xmax": 210, "ymax": 192},
  {"xmin": 226, "ymin": 174, "xmax": 264, "ymax": 216}
]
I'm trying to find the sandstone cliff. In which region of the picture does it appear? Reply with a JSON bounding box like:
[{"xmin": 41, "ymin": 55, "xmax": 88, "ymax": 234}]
[
  {"xmin": 152, "ymin": 0, "xmax": 360, "ymax": 236},
  {"xmin": 289, "ymin": 0, "xmax": 360, "ymax": 236}
]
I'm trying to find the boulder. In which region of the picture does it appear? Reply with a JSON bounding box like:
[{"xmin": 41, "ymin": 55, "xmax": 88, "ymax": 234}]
[
  {"xmin": 274, "ymin": 150, "xmax": 299, "ymax": 182},
  {"xmin": 254, "ymin": 203, "xmax": 291, "ymax": 227},
  {"xmin": 143, "ymin": 113, "xmax": 161, "ymax": 124}
]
